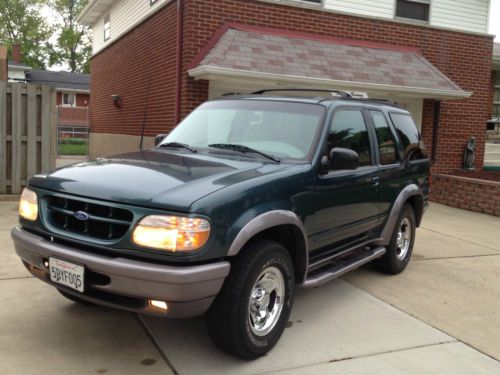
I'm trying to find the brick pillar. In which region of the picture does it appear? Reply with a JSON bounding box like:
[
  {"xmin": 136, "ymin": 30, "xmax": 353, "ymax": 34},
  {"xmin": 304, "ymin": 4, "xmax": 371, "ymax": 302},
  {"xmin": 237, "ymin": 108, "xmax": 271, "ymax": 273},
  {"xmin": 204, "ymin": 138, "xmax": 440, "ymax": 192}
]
[
  {"xmin": 11, "ymin": 44, "xmax": 22, "ymax": 63},
  {"xmin": 0, "ymin": 46, "xmax": 7, "ymax": 81}
]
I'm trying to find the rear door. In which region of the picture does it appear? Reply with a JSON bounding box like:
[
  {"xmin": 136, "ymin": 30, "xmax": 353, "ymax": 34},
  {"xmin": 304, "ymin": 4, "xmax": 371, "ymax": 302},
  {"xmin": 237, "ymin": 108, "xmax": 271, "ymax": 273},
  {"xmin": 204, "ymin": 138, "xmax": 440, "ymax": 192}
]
[
  {"xmin": 367, "ymin": 109, "xmax": 404, "ymax": 222},
  {"xmin": 311, "ymin": 107, "xmax": 381, "ymax": 255}
]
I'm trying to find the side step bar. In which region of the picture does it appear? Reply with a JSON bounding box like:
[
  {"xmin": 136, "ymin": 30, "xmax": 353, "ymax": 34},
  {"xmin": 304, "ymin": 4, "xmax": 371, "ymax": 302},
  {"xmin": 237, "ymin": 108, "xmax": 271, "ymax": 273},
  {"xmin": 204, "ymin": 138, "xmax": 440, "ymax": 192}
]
[{"xmin": 301, "ymin": 246, "xmax": 386, "ymax": 289}]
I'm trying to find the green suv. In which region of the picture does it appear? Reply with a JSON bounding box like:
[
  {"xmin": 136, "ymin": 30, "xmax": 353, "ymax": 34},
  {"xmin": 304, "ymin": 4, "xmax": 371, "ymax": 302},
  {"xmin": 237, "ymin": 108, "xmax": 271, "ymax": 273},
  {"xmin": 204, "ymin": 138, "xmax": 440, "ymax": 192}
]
[{"xmin": 12, "ymin": 89, "xmax": 429, "ymax": 359}]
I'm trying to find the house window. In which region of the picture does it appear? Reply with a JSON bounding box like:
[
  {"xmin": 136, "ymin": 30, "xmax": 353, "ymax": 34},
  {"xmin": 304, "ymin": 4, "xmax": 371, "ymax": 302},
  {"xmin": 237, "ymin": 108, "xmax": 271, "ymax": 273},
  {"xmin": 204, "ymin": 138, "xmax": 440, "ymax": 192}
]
[
  {"xmin": 395, "ymin": 0, "xmax": 430, "ymax": 22},
  {"xmin": 494, "ymin": 71, "xmax": 500, "ymax": 119},
  {"xmin": 62, "ymin": 93, "xmax": 76, "ymax": 107},
  {"xmin": 104, "ymin": 14, "xmax": 111, "ymax": 41}
]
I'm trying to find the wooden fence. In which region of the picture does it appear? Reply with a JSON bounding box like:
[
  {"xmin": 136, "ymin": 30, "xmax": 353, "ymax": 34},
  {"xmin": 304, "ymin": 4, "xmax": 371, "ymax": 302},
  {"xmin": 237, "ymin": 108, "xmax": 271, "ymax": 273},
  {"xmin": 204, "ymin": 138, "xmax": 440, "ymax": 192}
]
[{"xmin": 0, "ymin": 82, "xmax": 56, "ymax": 194}]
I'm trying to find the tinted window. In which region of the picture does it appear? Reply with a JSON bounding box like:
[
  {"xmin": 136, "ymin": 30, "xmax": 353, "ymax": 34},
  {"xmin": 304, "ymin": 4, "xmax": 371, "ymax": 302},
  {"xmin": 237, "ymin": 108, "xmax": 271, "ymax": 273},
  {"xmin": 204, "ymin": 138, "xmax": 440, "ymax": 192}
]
[
  {"xmin": 329, "ymin": 110, "xmax": 371, "ymax": 166},
  {"xmin": 390, "ymin": 113, "xmax": 428, "ymax": 160},
  {"xmin": 370, "ymin": 111, "xmax": 398, "ymax": 165}
]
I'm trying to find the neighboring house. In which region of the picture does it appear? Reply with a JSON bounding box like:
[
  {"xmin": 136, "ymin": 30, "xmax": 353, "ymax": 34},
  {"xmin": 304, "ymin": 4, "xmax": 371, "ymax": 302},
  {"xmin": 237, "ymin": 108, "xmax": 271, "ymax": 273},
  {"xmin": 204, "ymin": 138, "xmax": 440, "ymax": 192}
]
[
  {"xmin": 6, "ymin": 45, "xmax": 91, "ymax": 139},
  {"xmin": 77, "ymin": 0, "xmax": 494, "ymax": 176},
  {"xmin": 25, "ymin": 70, "xmax": 90, "ymax": 108}
]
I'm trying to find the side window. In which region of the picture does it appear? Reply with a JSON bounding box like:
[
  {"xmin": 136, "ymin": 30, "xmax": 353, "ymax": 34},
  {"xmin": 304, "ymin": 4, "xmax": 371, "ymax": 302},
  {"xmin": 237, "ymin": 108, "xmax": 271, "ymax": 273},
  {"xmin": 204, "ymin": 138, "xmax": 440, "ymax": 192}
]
[
  {"xmin": 329, "ymin": 109, "xmax": 371, "ymax": 166},
  {"xmin": 370, "ymin": 111, "xmax": 398, "ymax": 165},
  {"xmin": 390, "ymin": 113, "xmax": 428, "ymax": 160}
]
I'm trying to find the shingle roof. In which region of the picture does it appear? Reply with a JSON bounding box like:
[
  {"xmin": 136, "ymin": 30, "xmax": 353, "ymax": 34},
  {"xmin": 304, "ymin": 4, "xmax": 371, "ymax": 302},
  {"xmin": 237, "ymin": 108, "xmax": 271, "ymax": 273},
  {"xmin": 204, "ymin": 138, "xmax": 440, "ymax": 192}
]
[
  {"xmin": 8, "ymin": 60, "xmax": 31, "ymax": 69},
  {"xmin": 189, "ymin": 25, "xmax": 469, "ymax": 99},
  {"xmin": 25, "ymin": 69, "xmax": 90, "ymax": 91}
]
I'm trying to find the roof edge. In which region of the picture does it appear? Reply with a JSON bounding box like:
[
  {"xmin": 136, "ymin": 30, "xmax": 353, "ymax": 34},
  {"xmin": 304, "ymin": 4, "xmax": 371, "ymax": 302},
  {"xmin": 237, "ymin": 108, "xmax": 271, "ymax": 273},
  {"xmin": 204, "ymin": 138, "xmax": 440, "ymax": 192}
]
[{"xmin": 188, "ymin": 66, "xmax": 473, "ymax": 100}]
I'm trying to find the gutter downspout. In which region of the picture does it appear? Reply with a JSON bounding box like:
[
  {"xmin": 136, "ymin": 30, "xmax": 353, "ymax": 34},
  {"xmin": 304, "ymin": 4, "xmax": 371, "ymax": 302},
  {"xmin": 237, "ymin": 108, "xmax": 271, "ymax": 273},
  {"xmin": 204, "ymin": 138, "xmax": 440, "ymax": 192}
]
[
  {"xmin": 175, "ymin": 0, "xmax": 184, "ymax": 125},
  {"xmin": 431, "ymin": 100, "xmax": 441, "ymax": 164}
]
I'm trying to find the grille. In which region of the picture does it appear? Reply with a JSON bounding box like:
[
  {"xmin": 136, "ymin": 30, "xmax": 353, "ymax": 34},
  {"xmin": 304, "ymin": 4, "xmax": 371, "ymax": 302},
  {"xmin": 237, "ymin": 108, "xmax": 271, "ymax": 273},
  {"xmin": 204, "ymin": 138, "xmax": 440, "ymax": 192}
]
[{"xmin": 45, "ymin": 196, "xmax": 134, "ymax": 240}]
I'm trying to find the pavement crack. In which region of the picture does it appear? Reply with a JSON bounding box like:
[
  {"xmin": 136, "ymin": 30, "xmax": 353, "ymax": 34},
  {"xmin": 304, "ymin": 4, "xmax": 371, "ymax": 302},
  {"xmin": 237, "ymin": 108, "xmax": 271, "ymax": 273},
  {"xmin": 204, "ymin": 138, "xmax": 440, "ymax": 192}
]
[
  {"xmin": 258, "ymin": 341, "xmax": 457, "ymax": 374},
  {"xmin": 0, "ymin": 275, "xmax": 34, "ymax": 281},
  {"xmin": 136, "ymin": 314, "xmax": 179, "ymax": 375},
  {"xmin": 413, "ymin": 253, "xmax": 500, "ymax": 261}
]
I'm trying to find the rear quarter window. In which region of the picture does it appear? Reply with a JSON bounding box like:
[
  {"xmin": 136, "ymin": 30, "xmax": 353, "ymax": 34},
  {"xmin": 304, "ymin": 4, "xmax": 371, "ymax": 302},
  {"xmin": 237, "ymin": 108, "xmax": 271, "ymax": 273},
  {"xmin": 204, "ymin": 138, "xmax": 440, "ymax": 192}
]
[{"xmin": 389, "ymin": 113, "xmax": 428, "ymax": 160}]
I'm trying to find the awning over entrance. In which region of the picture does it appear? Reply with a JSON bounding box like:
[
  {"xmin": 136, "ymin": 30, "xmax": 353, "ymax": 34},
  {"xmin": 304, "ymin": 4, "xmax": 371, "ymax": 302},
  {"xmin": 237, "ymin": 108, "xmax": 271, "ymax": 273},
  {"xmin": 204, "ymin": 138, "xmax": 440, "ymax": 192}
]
[{"xmin": 188, "ymin": 24, "xmax": 471, "ymax": 100}]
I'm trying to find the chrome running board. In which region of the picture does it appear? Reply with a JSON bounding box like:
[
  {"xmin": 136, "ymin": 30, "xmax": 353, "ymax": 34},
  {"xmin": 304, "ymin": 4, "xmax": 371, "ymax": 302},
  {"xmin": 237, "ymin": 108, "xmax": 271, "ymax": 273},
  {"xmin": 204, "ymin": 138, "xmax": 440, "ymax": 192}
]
[{"xmin": 301, "ymin": 246, "xmax": 386, "ymax": 288}]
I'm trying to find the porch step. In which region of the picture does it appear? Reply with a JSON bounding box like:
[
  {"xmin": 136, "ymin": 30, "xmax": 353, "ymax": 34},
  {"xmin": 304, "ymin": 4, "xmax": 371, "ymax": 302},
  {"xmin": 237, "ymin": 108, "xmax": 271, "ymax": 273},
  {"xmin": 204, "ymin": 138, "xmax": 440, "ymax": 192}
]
[
  {"xmin": 485, "ymin": 143, "xmax": 500, "ymax": 152},
  {"xmin": 301, "ymin": 246, "xmax": 386, "ymax": 288},
  {"xmin": 484, "ymin": 160, "xmax": 500, "ymax": 167},
  {"xmin": 485, "ymin": 152, "xmax": 500, "ymax": 158}
]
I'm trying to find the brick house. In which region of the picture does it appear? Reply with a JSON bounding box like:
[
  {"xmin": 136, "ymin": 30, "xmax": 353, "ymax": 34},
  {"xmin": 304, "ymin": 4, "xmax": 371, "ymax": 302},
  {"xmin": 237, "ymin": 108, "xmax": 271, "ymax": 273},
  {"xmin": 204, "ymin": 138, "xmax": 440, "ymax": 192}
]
[
  {"xmin": 6, "ymin": 44, "xmax": 91, "ymax": 136},
  {"xmin": 77, "ymin": 0, "xmax": 494, "ymax": 176}
]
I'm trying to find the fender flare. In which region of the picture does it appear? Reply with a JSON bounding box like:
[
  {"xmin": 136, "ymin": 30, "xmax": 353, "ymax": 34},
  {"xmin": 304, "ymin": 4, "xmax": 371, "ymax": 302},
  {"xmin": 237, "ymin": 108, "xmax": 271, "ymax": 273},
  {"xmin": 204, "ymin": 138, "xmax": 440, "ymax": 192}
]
[
  {"xmin": 227, "ymin": 210, "xmax": 309, "ymax": 282},
  {"xmin": 376, "ymin": 184, "xmax": 423, "ymax": 246}
]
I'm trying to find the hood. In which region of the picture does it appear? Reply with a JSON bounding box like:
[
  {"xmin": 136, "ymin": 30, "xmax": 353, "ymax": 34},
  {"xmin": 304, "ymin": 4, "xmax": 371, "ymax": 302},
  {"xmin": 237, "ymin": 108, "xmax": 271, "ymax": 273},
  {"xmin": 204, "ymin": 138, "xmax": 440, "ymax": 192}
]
[{"xmin": 29, "ymin": 150, "xmax": 289, "ymax": 211}]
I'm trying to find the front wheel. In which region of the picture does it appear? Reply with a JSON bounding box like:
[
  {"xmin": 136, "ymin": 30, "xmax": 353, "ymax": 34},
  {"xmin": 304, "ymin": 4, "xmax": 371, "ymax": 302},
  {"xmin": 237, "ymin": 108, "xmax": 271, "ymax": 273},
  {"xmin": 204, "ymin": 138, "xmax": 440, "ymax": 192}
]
[
  {"xmin": 206, "ymin": 239, "xmax": 295, "ymax": 359},
  {"xmin": 376, "ymin": 204, "xmax": 416, "ymax": 274}
]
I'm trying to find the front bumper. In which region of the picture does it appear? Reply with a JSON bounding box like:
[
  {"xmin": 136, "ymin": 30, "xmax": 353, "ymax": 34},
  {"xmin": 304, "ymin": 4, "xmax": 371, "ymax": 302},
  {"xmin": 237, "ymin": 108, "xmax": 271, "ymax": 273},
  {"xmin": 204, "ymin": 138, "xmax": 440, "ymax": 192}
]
[{"xmin": 11, "ymin": 227, "xmax": 230, "ymax": 317}]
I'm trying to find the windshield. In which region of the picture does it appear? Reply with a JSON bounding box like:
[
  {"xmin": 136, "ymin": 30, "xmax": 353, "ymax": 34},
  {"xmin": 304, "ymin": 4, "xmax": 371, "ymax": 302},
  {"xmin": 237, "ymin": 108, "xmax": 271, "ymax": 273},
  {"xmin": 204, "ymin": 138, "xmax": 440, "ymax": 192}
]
[{"xmin": 160, "ymin": 100, "xmax": 325, "ymax": 161}]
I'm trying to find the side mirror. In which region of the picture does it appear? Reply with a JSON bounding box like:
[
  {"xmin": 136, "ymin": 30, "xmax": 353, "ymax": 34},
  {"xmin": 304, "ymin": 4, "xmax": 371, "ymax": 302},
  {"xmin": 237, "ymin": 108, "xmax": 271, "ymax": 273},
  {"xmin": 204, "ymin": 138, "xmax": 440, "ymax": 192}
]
[
  {"xmin": 321, "ymin": 147, "xmax": 359, "ymax": 171},
  {"xmin": 154, "ymin": 134, "xmax": 168, "ymax": 146}
]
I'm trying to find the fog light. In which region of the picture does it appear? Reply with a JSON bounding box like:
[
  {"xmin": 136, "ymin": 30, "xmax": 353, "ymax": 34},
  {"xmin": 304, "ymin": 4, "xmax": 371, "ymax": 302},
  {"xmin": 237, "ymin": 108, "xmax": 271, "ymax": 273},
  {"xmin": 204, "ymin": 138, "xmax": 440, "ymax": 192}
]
[{"xmin": 150, "ymin": 300, "xmax": 168, "ymax": 310}]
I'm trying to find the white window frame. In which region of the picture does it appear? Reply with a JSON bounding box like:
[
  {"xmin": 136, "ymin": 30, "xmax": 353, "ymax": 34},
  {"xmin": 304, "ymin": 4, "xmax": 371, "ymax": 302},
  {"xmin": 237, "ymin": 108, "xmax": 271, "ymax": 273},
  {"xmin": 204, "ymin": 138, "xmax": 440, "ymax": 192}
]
[
  {"xmin": 103, "ymin": 14, "xmax": 111, "ymax": 41},
  {"xmin": 394, "ymin": 0, "xmax": 431, "ymax": 23},
  {"xmin": 493, "ymin": 72, "xmax": 500, "ymax": 119},
  {"xmin": 62, "ymin": 92, "xmax": 76, "ymax": 107}
]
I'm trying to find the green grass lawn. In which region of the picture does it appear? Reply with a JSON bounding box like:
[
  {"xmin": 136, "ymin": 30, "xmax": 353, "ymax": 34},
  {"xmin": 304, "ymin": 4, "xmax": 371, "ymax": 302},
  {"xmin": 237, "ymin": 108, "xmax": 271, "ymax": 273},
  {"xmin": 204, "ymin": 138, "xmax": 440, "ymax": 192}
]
[{"xmin": 59, "ymin": 138, "xmax": 88, "ymax": 156}]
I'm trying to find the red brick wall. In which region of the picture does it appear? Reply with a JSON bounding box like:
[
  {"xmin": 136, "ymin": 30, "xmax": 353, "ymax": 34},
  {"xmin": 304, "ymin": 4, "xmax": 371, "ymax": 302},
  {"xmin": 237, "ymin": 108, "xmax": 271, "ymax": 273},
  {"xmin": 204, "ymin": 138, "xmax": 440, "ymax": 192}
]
[
  {"xmin": 90, "ymin": 0, "xmax": 493, "ymax": 173},
  {"xmin": 180, "ymin": 0, "xmax": 493, "ymax": 173},
  {"xmin": 431, "ymin": 174, "xmax": 500, "ymax": 216},
  {"xmin": 56, "ymin": 92, "xmax": 90, "ymax": 107},
  {"xmin": 89, "ymin": 1, "xmax": 178, "ymax": 137}
]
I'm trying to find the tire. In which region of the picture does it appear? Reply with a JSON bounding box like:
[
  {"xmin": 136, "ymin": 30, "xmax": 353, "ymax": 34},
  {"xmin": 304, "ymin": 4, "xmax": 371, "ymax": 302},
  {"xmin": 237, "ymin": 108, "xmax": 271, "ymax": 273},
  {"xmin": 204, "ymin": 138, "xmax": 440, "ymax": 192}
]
[
  {"xmin": 376, "ymin": 204, "xmax": 416, "ymax": 274},
  {"xmin": 57, "ymin": 289, "xmax": 96, "ymax": 306},
  {"xmin": 206, "ymin": 238, "xmax": 295, "ymax": 360}
]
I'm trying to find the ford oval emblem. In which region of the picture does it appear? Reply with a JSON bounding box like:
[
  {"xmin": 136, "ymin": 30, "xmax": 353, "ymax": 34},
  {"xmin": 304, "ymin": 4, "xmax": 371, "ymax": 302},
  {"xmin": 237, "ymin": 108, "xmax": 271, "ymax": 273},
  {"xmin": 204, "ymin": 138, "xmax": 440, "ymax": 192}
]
[{"xmin": 73, "ymin": 211, "xmax": 89, "ymax": 221}]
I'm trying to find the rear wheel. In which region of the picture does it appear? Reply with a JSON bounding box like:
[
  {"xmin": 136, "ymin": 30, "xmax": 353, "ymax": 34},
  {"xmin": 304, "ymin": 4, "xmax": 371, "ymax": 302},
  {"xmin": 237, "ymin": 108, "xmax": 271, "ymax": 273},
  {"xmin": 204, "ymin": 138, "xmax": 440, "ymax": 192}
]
[
  {"xmin": 377, "ymin": 204, "xmax": 416, "ymax": 274},
  {"xmin": 206, "ymin": 239, "xmax": 295, "ymax": 359}
]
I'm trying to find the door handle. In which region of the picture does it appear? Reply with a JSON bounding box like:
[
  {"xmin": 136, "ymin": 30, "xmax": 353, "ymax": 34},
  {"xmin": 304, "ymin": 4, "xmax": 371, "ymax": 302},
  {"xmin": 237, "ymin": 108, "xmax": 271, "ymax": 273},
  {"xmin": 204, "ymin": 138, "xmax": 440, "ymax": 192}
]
[{"xmin": 371, "ymin": 176, "xmax": 380, "ymax": 186}]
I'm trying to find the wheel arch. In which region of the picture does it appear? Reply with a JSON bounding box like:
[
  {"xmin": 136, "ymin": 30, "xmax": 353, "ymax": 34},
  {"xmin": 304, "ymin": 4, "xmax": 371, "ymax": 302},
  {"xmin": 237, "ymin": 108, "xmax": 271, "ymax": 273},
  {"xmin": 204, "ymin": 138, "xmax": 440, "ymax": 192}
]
[
  {"xmin": 227, "ymin": 210, "xmax": 309, "ymax": 284},
  {"xmin": 376, "ymin": 184, "xmax": 424, "ymax": 246}
]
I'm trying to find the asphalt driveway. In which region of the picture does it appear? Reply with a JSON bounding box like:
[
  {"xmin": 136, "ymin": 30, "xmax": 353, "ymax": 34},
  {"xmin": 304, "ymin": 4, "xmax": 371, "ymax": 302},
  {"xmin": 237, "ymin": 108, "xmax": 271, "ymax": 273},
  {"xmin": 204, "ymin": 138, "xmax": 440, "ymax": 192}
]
[{"xmin": 1, "ymin": 201, "xmax": 499, "ymax": 374}]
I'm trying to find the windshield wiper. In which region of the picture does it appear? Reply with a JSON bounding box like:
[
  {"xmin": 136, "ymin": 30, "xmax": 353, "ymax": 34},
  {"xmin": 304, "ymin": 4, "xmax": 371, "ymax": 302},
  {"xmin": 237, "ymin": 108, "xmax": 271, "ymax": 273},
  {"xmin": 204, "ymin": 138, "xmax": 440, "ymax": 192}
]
[
  {"xmin": 158, "ymin": 142, "xmax": 197, "ymax": 153},
  {"xmin": 208, "ymin": 143, "xmax": 280, "ymax": 163}
]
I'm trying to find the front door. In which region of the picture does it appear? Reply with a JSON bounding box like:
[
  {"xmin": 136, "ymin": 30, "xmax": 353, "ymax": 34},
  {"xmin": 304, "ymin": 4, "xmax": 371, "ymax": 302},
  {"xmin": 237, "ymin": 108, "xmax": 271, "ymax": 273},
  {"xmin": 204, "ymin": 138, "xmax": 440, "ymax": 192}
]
[{"xmin": 311, "ymin": 107, "xmax": 381, "ymax": 257}]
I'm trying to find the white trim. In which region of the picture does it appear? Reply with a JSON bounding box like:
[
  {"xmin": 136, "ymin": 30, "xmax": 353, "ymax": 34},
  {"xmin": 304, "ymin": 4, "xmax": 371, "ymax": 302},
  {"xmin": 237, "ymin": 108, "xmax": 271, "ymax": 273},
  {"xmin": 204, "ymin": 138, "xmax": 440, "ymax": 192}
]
[
  {"xmin": 189, "ymin": 66, "xmax": 472, "ymax": 100},
  {"xmin": 61, "ymin": 92, "xmax": 77, "ymax": 107},
  {"xmin": 55, "ymin": 88, "xmax": 90, "ymax": 94}
]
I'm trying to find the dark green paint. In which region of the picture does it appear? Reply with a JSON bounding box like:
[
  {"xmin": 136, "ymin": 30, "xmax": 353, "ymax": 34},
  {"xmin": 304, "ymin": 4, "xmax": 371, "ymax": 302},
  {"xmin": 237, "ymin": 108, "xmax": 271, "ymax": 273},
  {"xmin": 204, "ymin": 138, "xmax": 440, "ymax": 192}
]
[{"xmin": 23, "ymin": 97, "xmax": 430, "ymax": 265}]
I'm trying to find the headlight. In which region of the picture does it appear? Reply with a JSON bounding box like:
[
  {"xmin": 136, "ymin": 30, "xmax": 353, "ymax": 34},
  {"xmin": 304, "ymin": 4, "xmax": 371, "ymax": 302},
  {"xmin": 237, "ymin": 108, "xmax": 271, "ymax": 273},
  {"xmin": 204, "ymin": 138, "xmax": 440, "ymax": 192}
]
[
  {"xmin": 132, "ymin": 215, "xmax": 210, "ymax": 252},
  {"xmin": 19, "ymin": 188, "xmax": 38, "ymax": 221}
]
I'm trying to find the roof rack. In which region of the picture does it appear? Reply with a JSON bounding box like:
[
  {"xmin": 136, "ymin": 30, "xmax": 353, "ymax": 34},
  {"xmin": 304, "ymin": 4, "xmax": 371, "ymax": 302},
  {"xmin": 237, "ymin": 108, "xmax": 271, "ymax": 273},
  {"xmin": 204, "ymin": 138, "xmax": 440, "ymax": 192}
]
[{"xmin": 251, "ymin": 89, "xmax": 352, "ymax": 99}]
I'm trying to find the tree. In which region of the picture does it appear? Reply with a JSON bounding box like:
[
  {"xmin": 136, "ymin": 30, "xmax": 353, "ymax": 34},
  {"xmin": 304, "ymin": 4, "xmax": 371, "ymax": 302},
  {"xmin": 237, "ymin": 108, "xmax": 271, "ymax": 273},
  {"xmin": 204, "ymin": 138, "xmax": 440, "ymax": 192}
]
[
  {"xmin": 0, "ymin": 0, "xmax": 53, "ymax": 69},
  {"xmin": 50, "ymin": 0, "xmax": 91, "ymax": 73}
]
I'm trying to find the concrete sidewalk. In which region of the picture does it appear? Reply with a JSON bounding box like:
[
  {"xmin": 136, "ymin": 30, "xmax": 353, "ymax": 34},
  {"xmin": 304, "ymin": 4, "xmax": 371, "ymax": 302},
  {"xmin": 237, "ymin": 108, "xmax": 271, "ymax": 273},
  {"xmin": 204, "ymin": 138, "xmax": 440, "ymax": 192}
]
[{"xmin": 0, "ymin": 201, "xmax": 499, "ymax": 374}]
